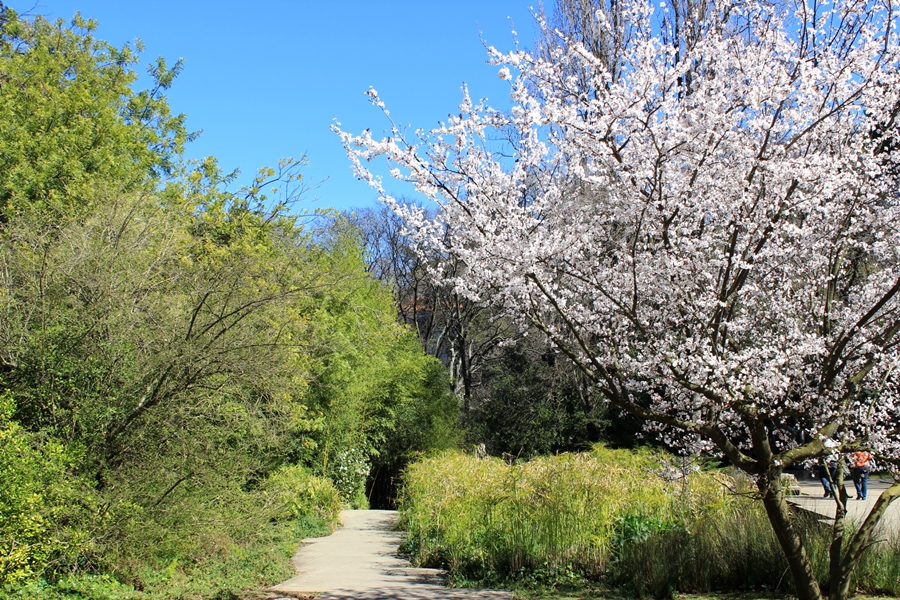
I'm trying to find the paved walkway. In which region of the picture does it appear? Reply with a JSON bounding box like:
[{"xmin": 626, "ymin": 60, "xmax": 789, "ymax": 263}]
[
  {"xmin": 270, "ymin": 510, "xmax": 512, "ymax": 600},
  {"xmin": 268, "ymin": 483, "xmax": 900, "ymax": 599},
  {"xmin": 788, "ymin": 477, "xmax": 900, "ymax": 531}
]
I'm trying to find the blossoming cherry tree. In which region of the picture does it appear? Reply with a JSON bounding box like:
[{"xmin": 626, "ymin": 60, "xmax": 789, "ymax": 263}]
[{"xmin": 337, "ymin": 2, "xmax": 900, "ymax": 598}]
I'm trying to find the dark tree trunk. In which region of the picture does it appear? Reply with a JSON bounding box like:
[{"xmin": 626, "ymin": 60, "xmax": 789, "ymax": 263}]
[
  {"xmin": 827, "ymin": 466, "xmax": 850, "ymax": 600},
  {"xmin": 758, "ymin": 474, "xmax": 824, "ymax": 600}
]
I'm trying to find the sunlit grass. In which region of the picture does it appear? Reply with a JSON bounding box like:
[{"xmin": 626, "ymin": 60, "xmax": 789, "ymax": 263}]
[{"xmin": 399, "ymin": 446, "xmax": 900, "ymax": 597}]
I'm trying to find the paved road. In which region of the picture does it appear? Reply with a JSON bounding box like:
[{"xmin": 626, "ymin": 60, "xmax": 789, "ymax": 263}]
[
  {"xmin": 788, "ymin": 477, "xmax": 900, "ymax": 531},
  {"xmin": 270, "ymin": 510, "xmax": 512, "ymax": 600}
]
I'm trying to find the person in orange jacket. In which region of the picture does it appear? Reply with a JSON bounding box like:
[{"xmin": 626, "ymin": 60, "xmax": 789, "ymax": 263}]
[{"xmin": 848, "ymin": 451, "xmax": 873, "ymax": 500}]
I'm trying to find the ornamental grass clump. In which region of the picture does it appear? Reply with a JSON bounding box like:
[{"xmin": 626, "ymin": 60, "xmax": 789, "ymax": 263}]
[
  {"xmin": 398, "ymin": 445, "xmax": 733, "ymax": 585},
  {"xmin": 400, "ymin": 447, "xmax": 900, "ymax": 595},
  {"xmin": 606, "ymin": 489, "xmax": 802, "ymax": 596},
  {"xmin": 850, "ymin": 523, "xmax": 900, "ymax": 596}
]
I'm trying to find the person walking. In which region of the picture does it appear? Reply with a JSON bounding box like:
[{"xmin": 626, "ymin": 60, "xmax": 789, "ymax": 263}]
[
  {"xmin": 849, "ymin": 451, "xmax": 873, "ymax": 500},
  {"xmin": 818, "ymin": 459, "xmax": 839, "ymax": 498}
]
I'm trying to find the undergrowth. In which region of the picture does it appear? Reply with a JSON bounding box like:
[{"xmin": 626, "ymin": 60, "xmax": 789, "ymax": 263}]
[
  {"xmin": 1, "ymin": 464, "xmax": 341, "ymax": 599},
  {"xmin": 1, "ymin": 516, "xmax": 332, "ymax": 600}
]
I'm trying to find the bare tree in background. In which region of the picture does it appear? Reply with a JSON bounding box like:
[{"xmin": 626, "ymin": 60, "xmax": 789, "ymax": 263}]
[
  {"xmin": 540, "ymin": 0, "xmax": 723, "ymax": 91},
  {"xmin": 346, "ymin": 206, "xmax": 508, "ymax": 414}
]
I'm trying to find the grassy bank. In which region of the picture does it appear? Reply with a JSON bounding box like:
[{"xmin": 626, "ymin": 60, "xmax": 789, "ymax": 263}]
[
  {"xmin": 1, "ymin": 517, "xmax": 330, "ymax": 600},
  {"xmin": 399, "ymin": 447, "xmax": 900, "ymax": 597}
]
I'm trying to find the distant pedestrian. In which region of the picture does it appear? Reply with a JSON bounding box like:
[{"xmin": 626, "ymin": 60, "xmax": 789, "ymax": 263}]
[
  {"xmin": 818, "ymin": 459, "xmax": 838, "ymax": 498},
  {"xmin": 849, "ymin": 451, "xmax": 873, "ymax": 500}
]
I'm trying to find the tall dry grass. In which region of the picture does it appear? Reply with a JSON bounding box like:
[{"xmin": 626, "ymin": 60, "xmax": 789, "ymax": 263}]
[
  {"xmin": 398, "ymin": 446, "xmax": 900, "ymax": 596},
  {"xmin": 399, "ymin": 447, "xmax": 728, "ymax": 584}
]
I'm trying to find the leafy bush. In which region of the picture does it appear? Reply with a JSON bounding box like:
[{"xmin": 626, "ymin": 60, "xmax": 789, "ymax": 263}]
[
  {"xmin": 1, "ymin": 458, "xmax": 341, "ymax": 599},
  {"xmin": 1, "ymin": 517, "xmax": 333, "ymax": 600},
  {"xmin": 263, "ymin": 464, "xmax": 342, "ymax": 523},
  {"xmin": 0, "ymin": 394, "xmax": 102, "ymax": 586}
]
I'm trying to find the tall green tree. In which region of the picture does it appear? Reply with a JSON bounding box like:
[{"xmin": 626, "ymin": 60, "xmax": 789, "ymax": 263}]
[
  {"xmin": 0, "ymin": 6, "xmax": 191, "ymax": 223},
  {"xmin": 299, "ymin": 219, "xmax": 460, "ymax": 505},
  {"xmin": 0, "ymin": 7, "xmax": 460, "ymax": 590}
]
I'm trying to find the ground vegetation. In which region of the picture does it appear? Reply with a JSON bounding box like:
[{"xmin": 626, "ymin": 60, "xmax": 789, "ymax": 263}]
[{"xmin": 401, "ymin": 448, "xmax": 900, "ymax": 598}]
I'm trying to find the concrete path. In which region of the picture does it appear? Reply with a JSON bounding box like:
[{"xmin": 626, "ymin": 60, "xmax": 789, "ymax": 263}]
[
  {"xmin": 270, "ymin": 510, "xmax": 512, "ymax": 600},
  {"xmin": 788, "ymin": 477, "xmax": 900, "ymax": 532}
]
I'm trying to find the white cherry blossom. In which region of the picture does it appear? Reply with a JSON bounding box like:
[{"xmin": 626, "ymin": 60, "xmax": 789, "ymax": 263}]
[{"xmin": 336, "ymin": 2, "xmax": 900, "ymax": 598}]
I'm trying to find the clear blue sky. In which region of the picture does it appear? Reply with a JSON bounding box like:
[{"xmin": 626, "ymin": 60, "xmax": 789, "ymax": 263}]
[{"xmin": 21, "ymin": 0, "xmax": 540, "ymax": 212}]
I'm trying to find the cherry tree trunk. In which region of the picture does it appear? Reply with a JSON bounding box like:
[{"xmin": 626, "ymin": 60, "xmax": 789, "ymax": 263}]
[{"xmin": 759, "ymin": 476, "xmax": 823, "ymax": 600}]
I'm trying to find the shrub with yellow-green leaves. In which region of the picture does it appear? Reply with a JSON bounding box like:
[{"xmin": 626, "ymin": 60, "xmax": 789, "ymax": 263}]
[
  {"xmin": 263, "ymin": 464, "xmax": 342, "ymax": 524},
  {"xmin": 0, "ymin": 394, "xmax": 102, "ymax": 586}
]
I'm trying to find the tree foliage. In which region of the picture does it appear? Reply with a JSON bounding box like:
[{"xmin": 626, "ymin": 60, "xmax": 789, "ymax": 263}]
[
  {"xmin": 0, "ymin": 8, "xmax": 460, "ymax": 592},
  {"xmin": 472, "ymin": 343, "xmax": 638, "ymax": 457},
  {"xmin": 347, "ymin": 205, "xmax": 507, "ymax": 410},
  {"xmin": 337, "ymin": 1, "xmax": 900, "ymax": 598},
  {"xmin": 349, "ymin": 205, "xmax": 642, "ymax": 456},
  {"xmin": 297, "ymin": 219, "xmax": 461, "ymax": 505},
  {"xmin": 0, "ymin": 7, "xmax": 190, "ymax": 222}
]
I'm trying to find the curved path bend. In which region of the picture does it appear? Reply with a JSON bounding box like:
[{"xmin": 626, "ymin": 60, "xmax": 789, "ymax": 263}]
[{"xmin": 270, "ymin": 510, "xmax": 512, "ymax": 600}]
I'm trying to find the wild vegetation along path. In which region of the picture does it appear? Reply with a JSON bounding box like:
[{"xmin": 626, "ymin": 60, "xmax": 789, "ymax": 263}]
[{"xmin": 270, "ymin": 510, "xmax": 512, "ymax": 600}]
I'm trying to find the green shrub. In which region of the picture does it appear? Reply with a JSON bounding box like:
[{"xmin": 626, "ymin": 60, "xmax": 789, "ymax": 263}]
[
  {"xmin": 263, "ymin": 464, "xmax": 342, "ymax": 523},
  {"xmin": 91, "ymin": 460, "xmax": 341, "ymax": 593},
  {"xmin": 0, "ymin": 394, "xmax": 103, "ymax": 587},
  {"xmin": 2, "ymin": 574, "xmax": 137, "ymax": 600},
  {"xmin": 1, "ymin": 383, "xmax": 341, "ymax": 596},
  {"xmin": 1, "ymin": 517, "xmax": 333, "ymax": 600},
  {"xmin": 1, "ymin": 463, "xmax": 340, "ymax": 599}
]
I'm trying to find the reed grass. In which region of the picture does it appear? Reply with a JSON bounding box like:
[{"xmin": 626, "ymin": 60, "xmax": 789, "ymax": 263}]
[
  {"xmin": 842, "ymin": 522, "xmax": 900, "ymax": 596},
  {"xmin": 398, "ymin": 446, "xmax": 900, "ymax": 597}
]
